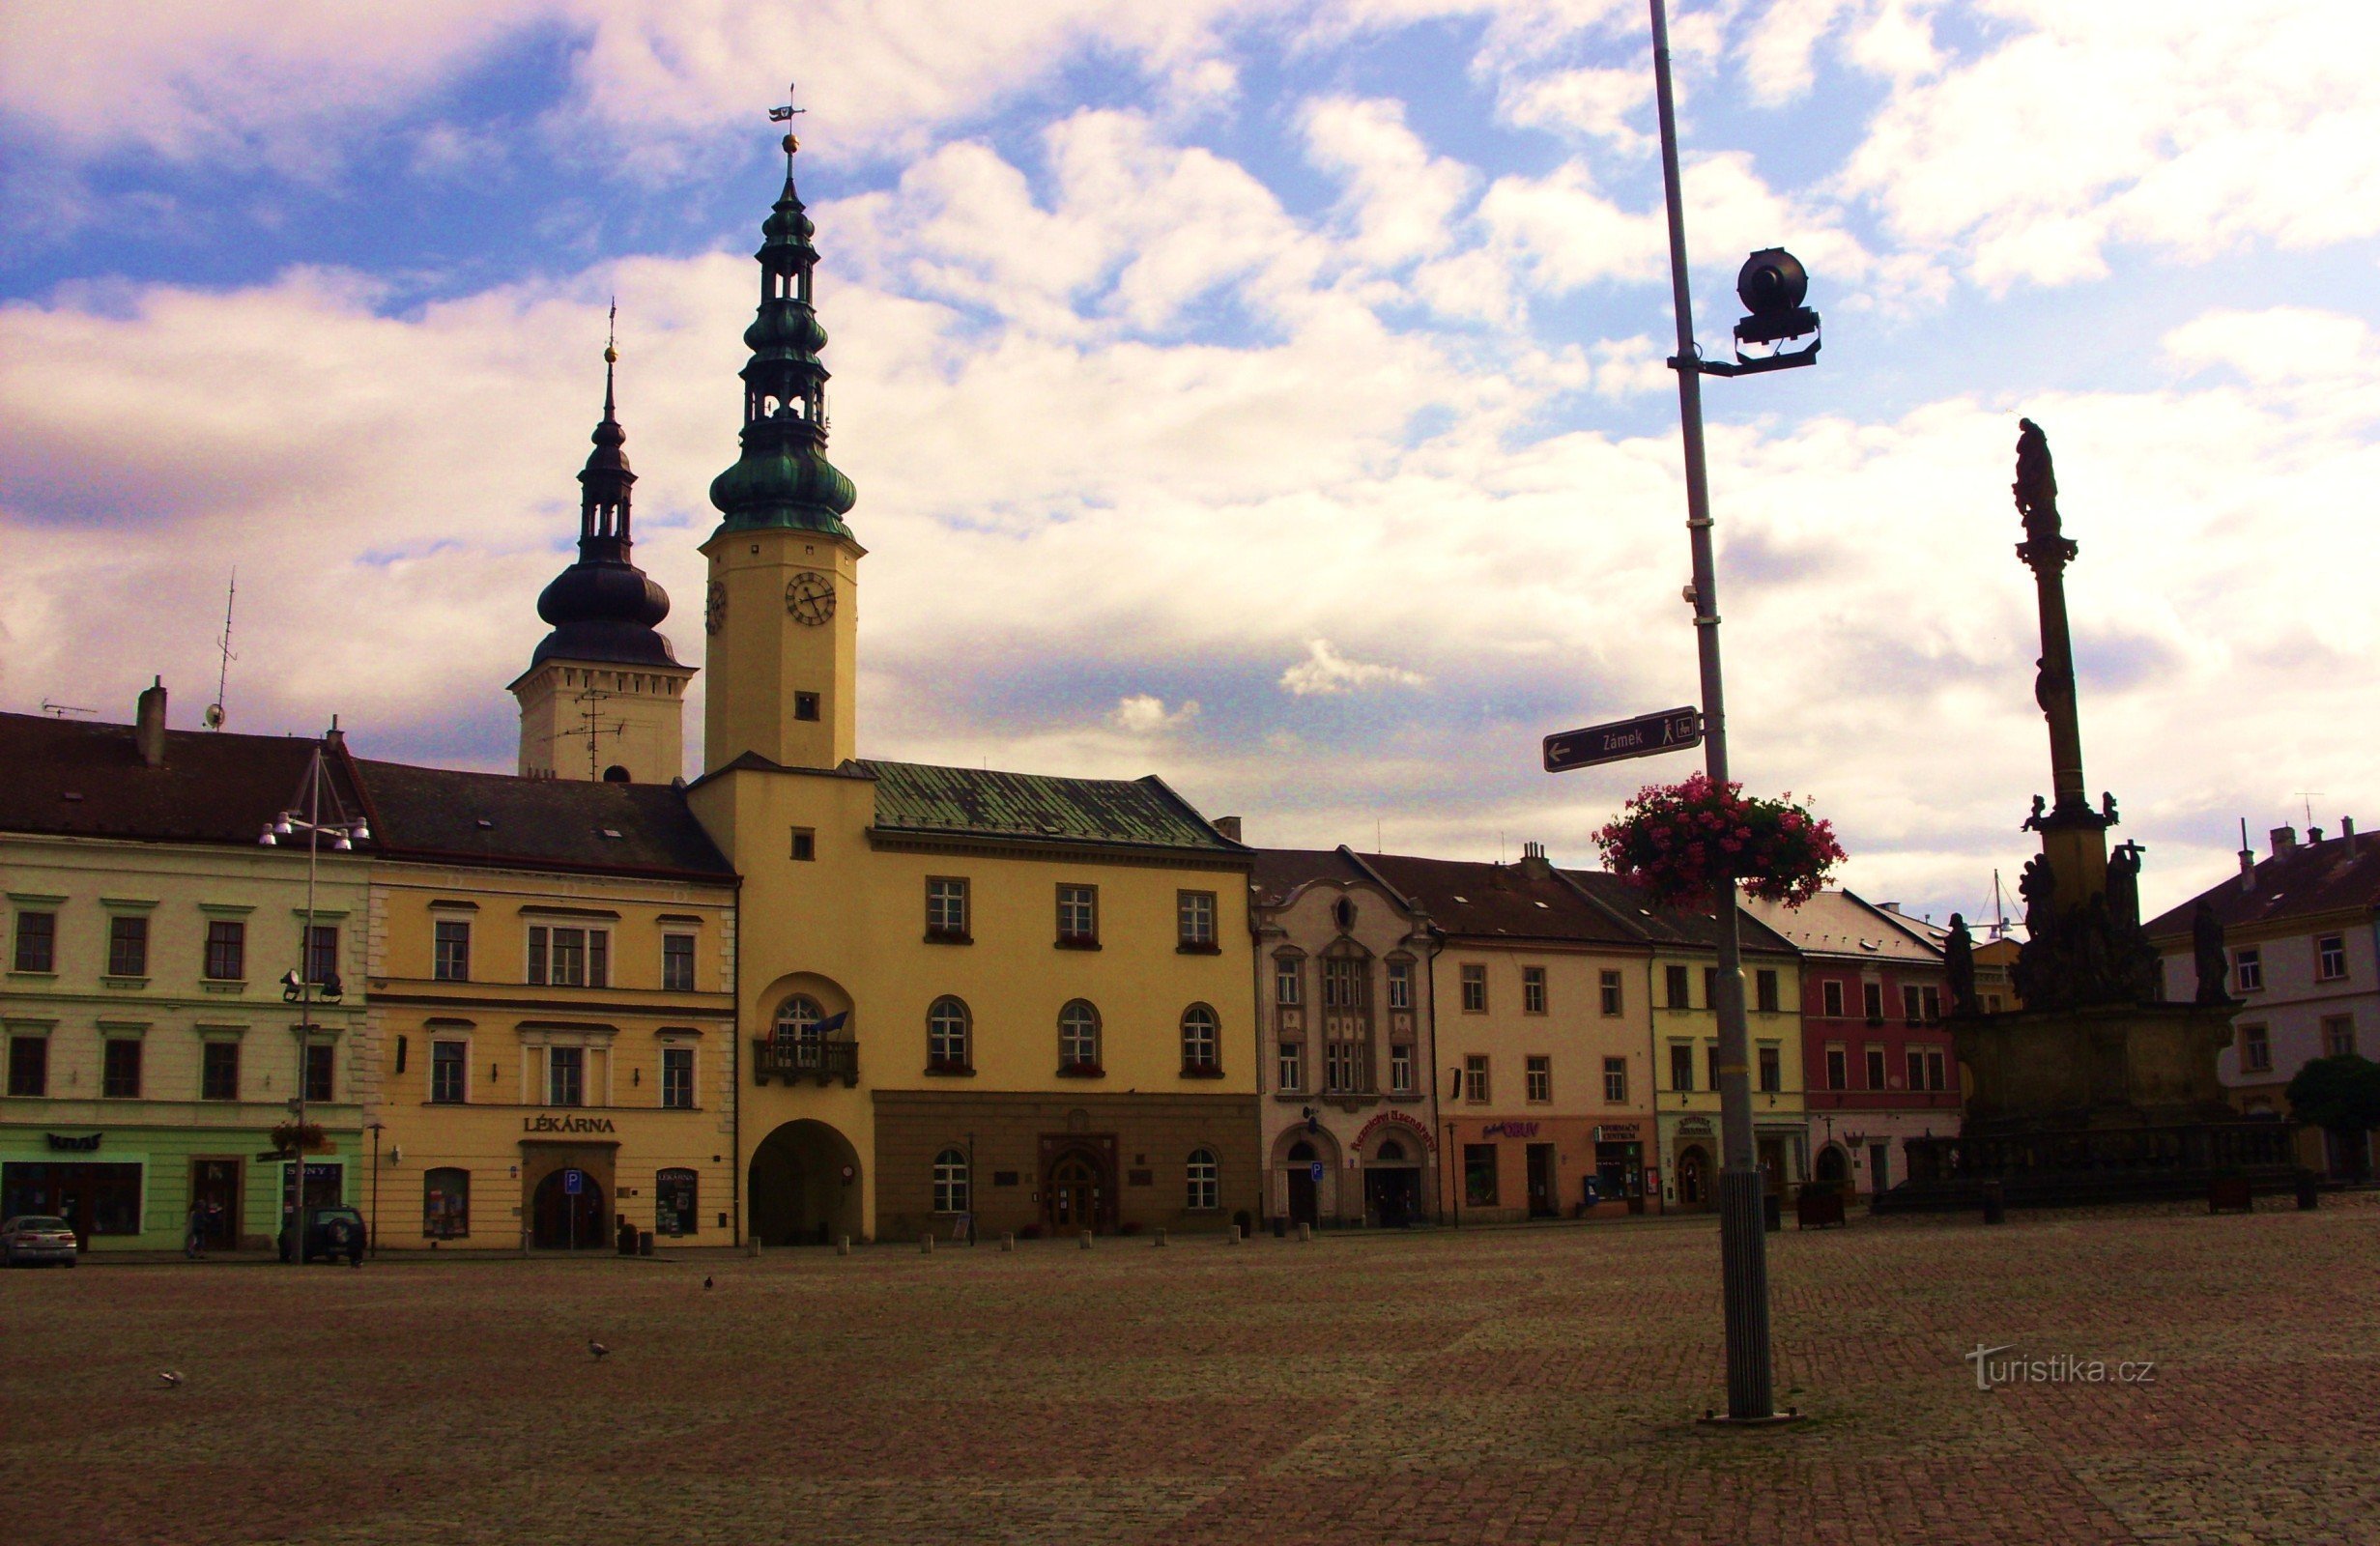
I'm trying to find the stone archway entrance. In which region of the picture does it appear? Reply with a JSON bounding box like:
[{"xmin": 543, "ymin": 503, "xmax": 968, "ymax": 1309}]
[
  {"xmin": 1815, "ymin": 1145, "xmax": 1850, "ymax": 1184},
  {"xmin": 530, "ymin": 1166, "xmax": 608, "ymax": 1249},
  {"xmin": 1677, "ymin": 1145, "xmax": 1711, "ymax": 1210},
  {"xmin": 749, "ymin": 1120, "xmax": 864, "ymax": 1245}
]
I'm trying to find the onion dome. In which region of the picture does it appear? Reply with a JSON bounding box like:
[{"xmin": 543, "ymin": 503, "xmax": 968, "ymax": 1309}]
[
  {"xmin": 530, "ymin": 345, "xmax": 680, "ymax": 670},
  {"xmin": 709, "ymin": 143, "xmax": 857, "ymax": 537}
]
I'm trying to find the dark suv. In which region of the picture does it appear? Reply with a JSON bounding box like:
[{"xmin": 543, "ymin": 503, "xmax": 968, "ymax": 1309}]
[{"xmin": 279, "ymin": 1205, "xmax": 367, "ymax": 1266}]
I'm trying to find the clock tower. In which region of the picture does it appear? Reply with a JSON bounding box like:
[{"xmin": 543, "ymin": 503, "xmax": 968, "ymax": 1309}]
[{"xmin": 701, "ymin": 132, "xmax": 862, "ymax": 775}]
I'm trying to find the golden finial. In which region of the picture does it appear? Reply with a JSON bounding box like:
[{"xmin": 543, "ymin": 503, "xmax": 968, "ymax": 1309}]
[
  {"xmin": 604, "ymin": 298, "xmax": 617, "ymax": 364},
  {"xmin": 770, "ymin": 82, "xmax": 805, "ymax": 159}
]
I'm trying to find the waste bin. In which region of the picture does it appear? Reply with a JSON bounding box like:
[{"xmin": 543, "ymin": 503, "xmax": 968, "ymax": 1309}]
[
  {"xmin": 1762, "ymin": 1192, "xmax": 1781, "ymax": 1232},
  {"xmin": 637, "ymin": 1229, "xmax": 654, "ymax": 1257}
]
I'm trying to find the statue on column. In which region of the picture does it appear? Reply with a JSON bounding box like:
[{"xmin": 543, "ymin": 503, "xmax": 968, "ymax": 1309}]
[
  {"xmin": 2193, "ymin": 900, "xmax": 2231, "ymax": 1005},
  {"xmin": 1945, "ymin": 913, "xmax": 1977, "ymax": 1016}
]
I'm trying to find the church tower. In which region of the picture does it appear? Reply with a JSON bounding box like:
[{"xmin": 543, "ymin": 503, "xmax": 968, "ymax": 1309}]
[
  {"xmin": 510, "ymin": 338, "xmax": 695, "ymax": 783},
  {"xmin": 701, "ymin": 129, "xmax": 862, "ymax": 775}
]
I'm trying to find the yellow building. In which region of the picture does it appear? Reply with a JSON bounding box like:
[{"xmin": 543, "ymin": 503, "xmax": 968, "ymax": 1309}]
[
  {"xmin": 356, "ymin": 760, "xmax": 736, "ymax": 1250},
  {"xmin": 685, "ymin": 141, "xmax": 1256, "ymax": 1244}
]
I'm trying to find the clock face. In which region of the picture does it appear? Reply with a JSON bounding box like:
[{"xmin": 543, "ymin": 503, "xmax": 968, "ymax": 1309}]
[
  {"xmin": 785, "ymin": 571, "xmax": 837, "ymax": 626},
  {"xmin": 703, "ymin": 581, "xmax": 727, "ymax": 636}
]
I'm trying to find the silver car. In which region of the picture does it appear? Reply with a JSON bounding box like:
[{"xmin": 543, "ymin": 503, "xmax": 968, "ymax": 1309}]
[{"xmin": 1, "ymin": 1216, "xmax": 78, "ymax": 1267}]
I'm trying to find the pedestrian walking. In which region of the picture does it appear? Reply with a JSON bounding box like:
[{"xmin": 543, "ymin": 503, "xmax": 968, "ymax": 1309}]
[{"xmin": 184, "ymin": 1203, "xmax": 207, "ymax": 1261}]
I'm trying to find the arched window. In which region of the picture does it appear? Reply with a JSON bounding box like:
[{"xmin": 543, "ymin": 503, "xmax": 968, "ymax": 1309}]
[
  {"xmin": 932, "ymin": 1148, "xmax": 970, "ymax": 1215},
  {"xmin": 601, "ymin": 765, "xmax": 630, "ymax": 784},
  {"xmin": 1186, "ymin": 1148, "xmax": 1219, "ymax": 1211},
  {"xmin": 775, "ymin": 995, "xmax": 824, "ymax": 1046},
  {"xmin": 655, "ymin": 1168, "xmax": 698, "ymax": 1236},
  {"xmin": 1058, "ymin": 1000, "xmax": 1101, "ymax": 1073},
  {"xmin": 927, "ymin": 997, "xmax": 971, "ymax": 1071},
  {"xmin": 423, "ymin": 1167, "xmax": 470, "ymax": 1240},
  {"xmin": 1180, "ymin": 1003, "xmax": 1219, "ymax": 1072},
  {"xmin": 1377, "ymin": 1138, "xmax": 1407, "ymax": 1163},
  {"xmin": 1288, "ymin": 1139, "xmax": 1316, "ymax": 1163}
]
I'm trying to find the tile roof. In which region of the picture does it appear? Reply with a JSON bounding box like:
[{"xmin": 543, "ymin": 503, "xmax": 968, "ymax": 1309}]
[
  {"xmin": 1356, "ymin": 854, "xmax": 1643, "ymax": 945},
  {"xmin": 0, "ymin": 710, "xmax": 363, "ymax": 847},
  {"xmin": 1250, "ymin": 847, "xmax": 1368, "ymax": 905},
  {"xmin": 2143, "ymin": 832, "xmax": 2380, "ymax": 939},
  {"xmin": 1739, "ymin": 890, "xmax": 1941, "ymax": 963},
  {"xmin": 855, "ymin": 759, "xmax": 1245, "ymax": 856},
  {"xmin": 1557, "ymin": 868, "xmax": 1800, "ymax": 958},
  {"xmin": 353, "ymin": 759, "xmax": 732, "ymax": 878}
]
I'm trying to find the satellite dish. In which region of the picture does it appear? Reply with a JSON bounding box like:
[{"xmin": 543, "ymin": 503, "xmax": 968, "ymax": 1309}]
[{"xmin": 203, "ymin": 703, "xmax": 225, "ymax": 730}]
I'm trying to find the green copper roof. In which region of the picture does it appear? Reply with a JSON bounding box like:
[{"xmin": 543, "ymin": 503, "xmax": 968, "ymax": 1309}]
[{"xmin": 857, "ymin": 760, "xmax": 1246, "ymax": 853}]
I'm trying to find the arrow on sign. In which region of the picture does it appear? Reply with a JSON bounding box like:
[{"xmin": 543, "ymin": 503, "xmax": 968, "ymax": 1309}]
[{"xmin": 1542, "ymin": 706, "xmax": 1703, "ymax": 772}]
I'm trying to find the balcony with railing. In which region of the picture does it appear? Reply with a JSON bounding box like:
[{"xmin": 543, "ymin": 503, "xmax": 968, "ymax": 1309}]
[{"xmin": 753, "ymin": 1036, "xmax": 859, "ymax": 1088}]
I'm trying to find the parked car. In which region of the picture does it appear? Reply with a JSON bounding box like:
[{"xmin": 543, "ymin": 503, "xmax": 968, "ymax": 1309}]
[
  {"xmin": 1, "ymin": 1216, "xmax": 79, "ymax": 1268},
  {"xmin": 278, "ymin": 1205, "xmax": 367, "ymax": 1266}
]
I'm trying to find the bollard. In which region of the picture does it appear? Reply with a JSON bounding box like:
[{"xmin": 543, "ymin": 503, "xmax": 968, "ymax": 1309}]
[
  {"xmin": 746, "ymin": 1238, "xmax": 763, "ymax": 1259},
  {"xmin": 1226, "ymin": 1224, "xmax": 1242, "ymax": 1245},
  {"xmin": 920, "ymin": 1233, "xmax": 933, "ymax": 1255},
  {"xmin": 1981, "ymin": 1182, "xmax": 2006, "ymax": 1226},
  {"xmin": 2297, "ymin": 1169, "xmax": 2321, "ymax": 1211},
  {"xmin": 837, "ymin": 1235, "xmax": 851, "ymax": 1256},
  {"xmin": 1079, "ymin": 1229, "xmax": 1094, "ymax": 1250},
  {"xmin": 1001, "ymin": 1232, "xmax": 1015, "ymax": 1252},
  {"xmin": 1297, "ymin": 1222, "xmax": 1311, "ymax": 1244},
  {"xmin": 1153, "ymin": 1227, "xmax": 1168, "ymax": 1247},
  {"xmin": 1272, "ymin": 1217, "xmax": 1287, "ymax": 1240}
]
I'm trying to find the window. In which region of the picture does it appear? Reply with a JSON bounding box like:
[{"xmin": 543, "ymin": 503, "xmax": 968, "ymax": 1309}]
[
  {"xmin": 547, "ymin": 1045, "xmax": 584, "ymax": 1106},
  {"xmin": 1177, "ymin": 890, "xmax": 1218, "ymax": 950},
  {"xmin": 1862, "ymin": 982, "xmax": 1884, "ymax": 1020},
  {"xmin": 1704, "ymin": 967, "xmax": 1719, "ymax": 1011},
  {"xmin": 1755, "ymin": 969, "xmax": 1779, "ymax": 1014},
  {"xmin": 1865, "ymin": 1046, "xmax": 1887, "ymax": 1090},
  {"xmin": 1464, "ymin": 1144, "xmax": 1499, "ymax": 1206},
  {"xmin": 793, "ymin": 691, "xmax": 820, "ymax": 722},
  {"xmin": 1277, "ymin": 1039, "xmax": 1304, "ymax": 1091},
  {"xmin": 1826, "ymin": 1046, "xmax": 1849, "ymax": 1090},
  {"xmin": 1925, "ymin": 1049, "xmax": 1947, "ymax": 1091},
  {"xmin": 1325, "ymin": 1038, "xmax": 1362, "ymax": 1093},
  {"xmin": 1603, "ymin": 1056, "xmax": 1627, "ymax": 1105},
  {"xmin": 102, "ymin": 1038, "xmax": 142, "ymax": 1099},
  {"xmin": 1525, "ymin": 1054, "xmax": 1551, "ymax": 1103},
  {"xmin": 430, "ymin": 1040, "xmax": 467, "ymax": 1103},
  {"xmin": 1464, "ymin": 1053, "xmax": 1489, "ymax": 1103},
  {"xmin": 928, "ymin": 997, "xmax": 972, "ymax": 1071},
  {"xmin": 1522, "ymin": 966, "xmax": 1547, "ymax": 1015},
  {"xmin": 656, "ymin": 1168, "xmax": 699, "ymax": 1236},
  {"xmin": 1706, "ymin": 1045, "xmax": 1723, "ymax": 1092},
  {"xmin": 1757, "ymin": 1045, "xmax": 1781, "ymax": 1094},
  {"xmin": 662, "ymin": 933, "xmax": 696, "ymax": 992},
  {"xmin": 661, "ymin": 1045, "xmax": 695, "ymax": 1108},
  {"xmin": 2323, "ymin": 1016, "xmax": 2357, "ymax": 1057},
  {"xmin": 1906, "ymin": 1047, "xmax": 1926, "ymax": 1091},
  {"xmin": 1388, "ymin": 959, "xmax": 1413, "ymax": 1010},
  {"xmin": 926, "ymin": 878, "xmax": 969, "ymax": 941},
  {"xmin": 2318, "ymin": 935, "xmax": 2348, "ymax": 982},
  {"xmin": 1461, "ymin": 963, "xmax": 1486, "ymax": 1012},
  {"xmin": 529, "ymin": 926, "xmax": 608, "ymax": 988},
  {"xmin": 2241, "ymin": 1023, "xmax": 2272, "ymax": 1073},
  {"xmin": 1670, "ymin": 1043, "xmax": 1694, "ymax": 1092},
  {"xmin": 433, "ymin": 919, "xmax": 471, "ymax": 982},
  {"xmin": 1186, "ymin": 1148, "xmax": 1219, "ymax": 1211},
  {"xmin": 424, "ymin": 1167, "xmax": 470, "ymax": 1239},
  {"xmin": 304, "ymin": 924, "xmax": 339, "ymax": 987},
  {"xmin": 1057, "ymin": 884, "xmax": 1098, "ymax": 946},
  {"xmin": 8, "ymin": 1036, "xmax": 47, "ymax": 1097},
  {"xmin": 1665, "ymin": 964, "xmax": 1691, "ymax": 1008},
  {"xmin": 932, "ymin": 1149, "xmax": 971, "ymax": 1215},
  {"xmin": 789, "ymin": 828, "xmax": 816, "ymax": 861},
  {"xmin": 1920, "ymin": 987, "xmax": 1941, "ymax": 1022},
  {"xmin": 1599, "ymin": 969, "xmax": 1622, "ymax": 1016},
  {"xmin": 204, "ymin": 919, "xmax": 244, "ymax": 981},
  {"xmin": 201, "ymin": 1041, "xmax": 240, "ymax": 1101},
  {"xmin": 1059, "ymin": 1000, "xmax": 1102, "ymax": 1073},
  {"xmin": 304, "ymin": 1043, "xmax": 334, "ymax": 1103},
  {"xmin": 1181, "ymin": 1004, "xmax": 1220, "ymax": 1072},
  {"xmin": 1821, "ymin": 979, "xmax": 1844, "ymax": 1017},
  {"xmin": 1322, "ymin": 955, "xmax": 1366, "ymax": 1011},
  {"xmin": 1903, "ymin": 984, "xmax": 1923, "ymax": 1023},
  {"xmin": 12, "ymin": 910, "xmax": 56, "ymax": 973},
  {"xmin": 1276, "ymin": 955, "xmax": 1304, "ymax": 1006},
  {"xmin": 107, "ymin": 916, "xmax": 149, "ymax": 978},
  {"xmin": 1390, "ymin": 1044, "xmax": 1415, "ymax": 1093},
  {"xmin": 395, "ymin": 1034, "xmax": 408, "ymax": 1074},
  {"xmin": 2234, "ymin": 948, "xmax": 2262, "ymax": 993}
]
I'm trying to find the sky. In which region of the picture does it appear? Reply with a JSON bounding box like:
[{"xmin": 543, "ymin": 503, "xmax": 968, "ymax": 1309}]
[{"xmin": 4, "ymin": 0, "xmax": 2376, "ymax": 929}]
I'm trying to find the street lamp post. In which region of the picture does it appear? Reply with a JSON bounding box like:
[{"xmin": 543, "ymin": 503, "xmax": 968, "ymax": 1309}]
[
  {"xmin": 259, "ymin": 727, "xmax": 368, "ymax": 1265},
  {"xmin": 1646, "ymin": 0, "xmax": 1819, "ymax": 1424}
]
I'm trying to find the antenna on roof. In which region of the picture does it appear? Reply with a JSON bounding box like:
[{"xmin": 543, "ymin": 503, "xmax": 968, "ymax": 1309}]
[
  {"xmin": 2294, "ymin": 789, "xmax": 2323, "ymax": 831},
  {"xmin": 40, "ymin": 700, "xmax": 96, "ymax": 718},
  {"xmin": 554, "ymin": 683, "xmax": 625, "ymax": 781},
  {"xmin": 206, "ymin": 570, "xmax": 238, "ymax": 730}
]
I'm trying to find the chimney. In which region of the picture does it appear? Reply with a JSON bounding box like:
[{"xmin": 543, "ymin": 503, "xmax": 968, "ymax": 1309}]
[
  {"xmin": 1211, "ymin": 815, "xmax": 1242, "ymax": 843},
  {"xmin": 1519, "ymin": 840, "xmax": 1552, "ymax": 878},
  {"xmin": 2308, "ymin": 826, "xmax": 2325, "ymax": 845},
  {"xmin": 2270, "ymin": 825, "xmax": 2297, "ymax": 852},
  {"xmin": 324, "ymin": 713, "xmax": 344, "ymax": 752},
  {"xmin": 135, "ymin": 676, "xmax": 167, "ymax": 768},
  {"xmin": 2344, "ymin": 816, "xmax": 2358, "ymax": 845}
]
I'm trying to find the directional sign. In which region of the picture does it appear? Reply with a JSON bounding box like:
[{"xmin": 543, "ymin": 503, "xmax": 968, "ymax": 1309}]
[{"xmin": 1542, "ymin": 706, "xmax": 1703, "ymax": 773}]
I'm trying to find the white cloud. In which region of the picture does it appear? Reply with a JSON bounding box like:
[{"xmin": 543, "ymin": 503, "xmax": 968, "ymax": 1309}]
[
  {"xmin": 1278, "ymin": 640, "xmax": 1431, "ymax": 696},
  {"xmin": 1301, "ymin": 96, "xmax": 1477, "ymax": 270},
  {"xmin": 1109, "ymin": 694, "xmax": 1201, "ymax": 733}
]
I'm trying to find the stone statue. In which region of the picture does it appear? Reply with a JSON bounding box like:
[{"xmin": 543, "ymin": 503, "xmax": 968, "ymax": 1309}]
[
  {"xmin": 2101, "ymin": 790, "xmax": 2119, "ymax": 825},
  {"xmin": 1945, "ymin": 913, "xmax": 1977, "ymax": 1016},
  {"xmin": 2107, "ymin": 841, "xmax": 2143, "ymax": 932},
  {"xmin": 2014, "ymin": 417, "xmax": 2058, "ymax": 536},
  {"xmin": 2193, "ymin": 900, "xmax": 2229, "ymax": 1005},
  {"xmin": 2018, "ymin": 855, "xmax": 2055, "ymax": 940},
  {"xmin": 2022, "ymin": 794, "xmax": 2047, "ymax": 832}
]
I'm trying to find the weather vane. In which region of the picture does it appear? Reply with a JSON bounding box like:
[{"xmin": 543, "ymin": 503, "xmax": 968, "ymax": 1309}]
[
  {"xmin": 605, "ymin": 296, "xmax": 617, "ymax": 365},
  {"xmin": 769, "ymin": 81, "xmax": 805, "ymax": 158}
]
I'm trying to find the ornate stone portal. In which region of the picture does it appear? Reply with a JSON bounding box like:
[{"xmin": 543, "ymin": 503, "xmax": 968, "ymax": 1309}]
[{"xmin": 1884, "ymin": 422, "xmax": 2292, "ymax": 1207}]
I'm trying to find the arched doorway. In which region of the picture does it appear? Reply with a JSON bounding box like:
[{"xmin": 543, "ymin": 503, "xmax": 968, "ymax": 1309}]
[
  {"xmin": 1363, "ymin": 1136, "xmax": 1420, "ymax": 1227},
  {"xmin": 1285, "ymin": 1140, "xmax": 1320, "ymax": 1226},
  {"xmin": 1044, "ymin": 1145, "xmax": 1108, "ymax": 1234},
  {"xmin": 1815, "ymin": 1145, "xmax": 1850, "ymax": 1185},
  {"xmin": 1676, "ymin": 1145, "xmax": 1711, "ymax": 1211},
  {"xmin": 748, "ymin": 1120, "xmax": 864, "ymax": 1245},
  {"xmin": 530, "ymin": 1166, "xmax": 607, "ymax": 1249}
]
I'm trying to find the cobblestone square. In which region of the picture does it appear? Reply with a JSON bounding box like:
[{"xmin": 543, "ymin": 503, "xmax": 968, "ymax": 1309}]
[{"xmin": 6, "ymin": 1198, "xmax": 2374, "ymax": 1545}]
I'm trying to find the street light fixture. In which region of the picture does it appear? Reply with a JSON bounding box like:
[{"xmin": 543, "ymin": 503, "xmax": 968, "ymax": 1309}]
[{"xmin": 1646, "ymin": 0, "xmax": 1818, "ymax": 1426}]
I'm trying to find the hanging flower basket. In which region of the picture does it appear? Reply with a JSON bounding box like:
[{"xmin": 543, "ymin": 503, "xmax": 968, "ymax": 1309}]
[
  {"xmin": 1593, "ymin": 773, "xmax": 1845, "ymax": 909},
  {"xmin": 270, "ymin": 1121, "xmax": 330, "ymax": 1156}
]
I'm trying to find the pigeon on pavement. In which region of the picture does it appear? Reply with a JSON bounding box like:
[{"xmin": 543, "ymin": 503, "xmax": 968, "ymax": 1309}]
[
  {"xmin": 158, "ymin": 1371, "xmax": 184, "ymax": 1388},
  {"xmin": 588, "ymin": 1338, "xmax": 610, "ymax": 1360},
  {"xmin": 703, "ymin": 1274, "xmax": 714, "ymax": 1290}
]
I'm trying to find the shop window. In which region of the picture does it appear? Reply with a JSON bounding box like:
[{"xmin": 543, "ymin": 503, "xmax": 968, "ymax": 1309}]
[
  {"xmin": 201, "ymin": 1041, "xmax": 241, "ymax": 1102},
  {"xmin": 430, "ymin": 1040, "xmax": 468, "ymax": 1103},
  {"xmin": 0, "ymin": 1161, "xmax": 143, "ymax": 1235},
  {"xmin": 661, "ymin": 1045, "xmax": 695, "ymax": 1108},
  {"xmin": 927, "ymin": 997, "xmax": 972, "ymax": 1072},
  {"xmin": 204, "ymin": 920, "xmax": 244, "ymax": 981},
  {"xmin": 1181, "ymin": 1004, "xmax": 1220, "ymax": 1073},
  {"xmin": 656, "ymin": 1168, "xmax": 698, "ymax": 1236},
  {"xmin": 1186, "ymin": 1148, "xmax": 1219, "ymax": 1211},
  {"xmin": 12, "ymin": 910, "xmax": 55, "ymax": 973},
  {"xmin": 662, "ymin": 933, "xmax": 696, "ymax": 992},
  {"xmin": 102, "ymin": 1038, "xmax": 142, "ymax": 1100},
  {"xmin": 424, "ymin": 1167, "xmax": 470, "ymax": 1239},
  {"xmin": 932, "ymin": 1149, "xmax": 970, "ymax": 1215},
  {"xmin": 433, "ymin": 919, "xmax": 471, "ymax": 982},
  {"xmin": 107, "ymin": 915, "xmax": 149, "ymax": 978},
  {"xmin": 1464, "ymin": 1144, "xmax": 1499, "ymax": 1207}
]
